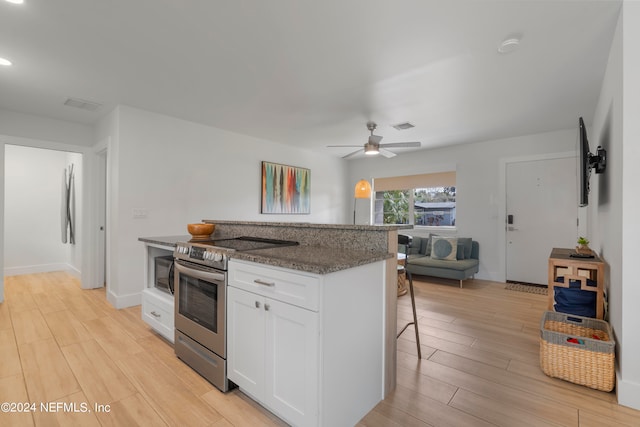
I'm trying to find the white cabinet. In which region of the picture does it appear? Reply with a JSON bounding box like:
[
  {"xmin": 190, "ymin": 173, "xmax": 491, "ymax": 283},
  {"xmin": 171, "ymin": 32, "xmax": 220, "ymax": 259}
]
[
  {"xmin": 228, "ymin": 286, "xmax": 318, "ymax": 427},
  {"xmin": 141, "ymin": 243, "xmax": 175, "ymax": 343},
  {"xmin": 142, "ymin": 288, "xmax": 174, "ymax": 342},
  {"xmin": 227, "ymin": 286, "xmax": 265, "ymax": 397},
  {"xmin": 228, "ymin": 259, "xmax": 385, "ymax": 427}
]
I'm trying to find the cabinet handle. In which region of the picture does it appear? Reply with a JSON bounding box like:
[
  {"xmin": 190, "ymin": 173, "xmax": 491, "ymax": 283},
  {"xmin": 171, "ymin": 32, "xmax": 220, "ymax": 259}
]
[
  {"xmin": 150, "ymin": 311, "xmax": 161, "ymax": 318},
  {"xmin": 254, "ymin": 279, "xmax": 275, "ymax": 287},
  {"xmin": 255, "ymin": 301, "xmax": 261, "ymax": 309},
  {"xmin": 264, "ymin": 303, "xmax": 270, "ymax": 311}
]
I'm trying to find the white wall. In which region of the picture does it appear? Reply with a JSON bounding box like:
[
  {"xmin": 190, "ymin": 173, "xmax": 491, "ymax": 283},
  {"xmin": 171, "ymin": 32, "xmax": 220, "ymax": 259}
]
[
  {"xmin": 100, "ymin": 105, "xmax": 348, "ymax": 308},
  {"xmin": 347, "ymin": 129, "xmax": 577, "ymax": 281},
  {"xmin": 592, "ymin": 1, "xmax": 640, "ymax": 410},
  {"xmin": 0, "ymin": 108, "xmax": 94, "ymax": 147},
  {"xmin": 3, "ymin": 145, "xmax": 82, "ymax": 276},
  {"xmin": 620, "ymin": 2, "xmax": 640, "ymax": 409}
]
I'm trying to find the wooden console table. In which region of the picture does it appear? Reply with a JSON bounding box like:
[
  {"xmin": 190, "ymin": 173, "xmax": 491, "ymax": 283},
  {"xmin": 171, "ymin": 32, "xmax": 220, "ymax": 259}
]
[{"xmin": 548, "ymin": 248, "xmax": 605, "ymax": 319}]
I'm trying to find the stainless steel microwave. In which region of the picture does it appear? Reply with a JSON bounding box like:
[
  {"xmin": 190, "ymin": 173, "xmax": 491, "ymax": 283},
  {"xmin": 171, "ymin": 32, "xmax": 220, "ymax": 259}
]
[{"xmin": 154, "ymin": 255, "xmax": 174, "ymax": 294}]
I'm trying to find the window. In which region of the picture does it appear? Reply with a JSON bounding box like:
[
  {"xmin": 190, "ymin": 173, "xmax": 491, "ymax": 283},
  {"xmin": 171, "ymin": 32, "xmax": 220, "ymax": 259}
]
[{"xmin": 373, "ymin": 172, "xmax": 456, "ymax": 228}]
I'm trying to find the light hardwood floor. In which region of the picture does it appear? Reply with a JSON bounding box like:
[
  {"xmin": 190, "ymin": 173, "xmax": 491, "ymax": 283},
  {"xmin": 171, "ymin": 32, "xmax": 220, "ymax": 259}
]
[
  {"xmin": 359, "ymin": 276, "xmax": 640, "ymax": 427},
  {"xmin": 1, "ymin": 272, "xmax": 638, "ymax": 426}
]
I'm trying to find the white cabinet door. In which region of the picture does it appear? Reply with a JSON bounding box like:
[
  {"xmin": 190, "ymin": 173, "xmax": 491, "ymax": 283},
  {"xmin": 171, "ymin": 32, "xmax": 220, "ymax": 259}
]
[
  {"xmin": 227, "ymin": 286, "xmax": 265, "ymax": 399},
  {"xmin": 265, "ymin": 298, "xmax": 318, "ymax": 427},
  {"xmin": 228, "ymin": 284, "xmax": 319, "ymax": 427}
]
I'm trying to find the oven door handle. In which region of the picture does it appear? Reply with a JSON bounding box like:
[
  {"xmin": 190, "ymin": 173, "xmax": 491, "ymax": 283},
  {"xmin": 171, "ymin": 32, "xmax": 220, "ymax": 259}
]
[{"xmin": 175, "ymin": 260, "xmax": 226, "ymax": 282}]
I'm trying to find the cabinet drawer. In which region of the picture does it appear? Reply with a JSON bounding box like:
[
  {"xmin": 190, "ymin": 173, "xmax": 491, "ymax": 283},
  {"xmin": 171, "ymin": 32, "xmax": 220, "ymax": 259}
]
[
  {"xmin": 142, "ymin": 290, "xmax": 174, "ymax": 342},
  {"xmin": 228, "ymin": 260, "xmax": 319, "ymax": 311}
]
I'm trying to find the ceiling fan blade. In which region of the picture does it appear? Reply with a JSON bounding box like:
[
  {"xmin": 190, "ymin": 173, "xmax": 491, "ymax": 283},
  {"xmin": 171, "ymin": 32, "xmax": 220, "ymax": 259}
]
[
  {"xmin": 368, "ymin": 135, "xmax": 383, "ymax": 144},
  {"xmin": 342, "ymin": 148, "xmax": 363, "ymax": 159},
  {"xmin": 326, "ymin": 145, "xmax": 362, "ymax": 148},
  {"xmin": 379, "ymin": 141, "xmax": 421, "ymax": 148},
  {"xmin": 379, "ymin": 148, "xmax": 397, "ymax": 158}
]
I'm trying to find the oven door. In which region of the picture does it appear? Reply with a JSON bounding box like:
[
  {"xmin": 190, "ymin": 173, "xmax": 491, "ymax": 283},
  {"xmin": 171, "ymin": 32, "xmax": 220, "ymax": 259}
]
[{"xmin": 174, "ymin": 259, "xmax": 226, "ymax": 358}]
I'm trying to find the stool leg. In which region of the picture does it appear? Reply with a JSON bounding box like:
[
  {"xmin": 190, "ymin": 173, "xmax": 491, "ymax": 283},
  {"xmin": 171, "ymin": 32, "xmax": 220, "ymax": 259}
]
[{"xmin": 407, "ymin": 271, "xmax": 421, "ymax": 359}]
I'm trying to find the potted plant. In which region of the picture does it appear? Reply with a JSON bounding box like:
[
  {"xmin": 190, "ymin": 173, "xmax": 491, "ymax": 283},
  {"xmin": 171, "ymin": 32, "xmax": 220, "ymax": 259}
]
[{"xmin": 576, "ymin": 236, "xmax": 591, "ymax": 254}]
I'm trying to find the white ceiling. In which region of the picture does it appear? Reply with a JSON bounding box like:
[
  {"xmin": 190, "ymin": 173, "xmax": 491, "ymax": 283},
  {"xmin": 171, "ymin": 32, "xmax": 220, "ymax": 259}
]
[{"xmin": 0, "ymin": 0, "xmax": 621, "ymax": 158}]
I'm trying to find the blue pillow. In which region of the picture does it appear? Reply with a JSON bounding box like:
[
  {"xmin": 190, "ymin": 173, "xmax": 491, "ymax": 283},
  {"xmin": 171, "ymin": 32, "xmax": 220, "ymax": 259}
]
[
  {"xmin": 431, "ymin": 236, "xmax": 458, "ymax": 261},
  {"xmin": 457, "ymin": 237, "xmax": 473, "ymax": 259}
]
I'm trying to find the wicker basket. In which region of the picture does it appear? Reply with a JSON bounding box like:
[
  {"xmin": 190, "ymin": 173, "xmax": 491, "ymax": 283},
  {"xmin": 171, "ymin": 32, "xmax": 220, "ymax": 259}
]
[{"xmin": 539, "ymin": 311, "xmax": 615, "ymax": 391}]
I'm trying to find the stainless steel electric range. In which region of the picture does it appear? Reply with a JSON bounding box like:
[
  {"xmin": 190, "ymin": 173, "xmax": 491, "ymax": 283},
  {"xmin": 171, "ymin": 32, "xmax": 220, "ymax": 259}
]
[{"xmin": 173, "ymin": 236, "xmax": 298, "ymax": 392}]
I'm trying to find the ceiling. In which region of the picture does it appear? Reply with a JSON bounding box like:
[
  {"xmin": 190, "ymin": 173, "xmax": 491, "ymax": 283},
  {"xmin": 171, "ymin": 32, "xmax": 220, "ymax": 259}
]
[{"xmin": 0, "ymin": 0, "xmax": 622, "ymax": 158}]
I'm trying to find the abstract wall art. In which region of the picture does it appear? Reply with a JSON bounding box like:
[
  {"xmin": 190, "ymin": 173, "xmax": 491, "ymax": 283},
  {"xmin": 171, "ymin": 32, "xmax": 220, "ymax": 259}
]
[{"xmin": 261, "ymin": 161, "xmax": 310, "ymax": 214}]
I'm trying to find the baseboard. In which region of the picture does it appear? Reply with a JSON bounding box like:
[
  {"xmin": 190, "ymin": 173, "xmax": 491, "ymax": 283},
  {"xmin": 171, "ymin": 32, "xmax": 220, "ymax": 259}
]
[
  {"xmin": 616, "ymin": 373, "xmax": 640, "ymax": 411},
  {"xmin": 4, "ymin": 263, "xmax": 78, "ymax": 277},
  {"xmin": 476, "ymin": 271, "xmax": 503, "ymax": 282},
  {"xmin": 107, "ymin": 289, "xmax": 142, "ymax": 309},
  {"xmin": 66, "ymin": 264, "xmax": 81, "ymax": 278}
]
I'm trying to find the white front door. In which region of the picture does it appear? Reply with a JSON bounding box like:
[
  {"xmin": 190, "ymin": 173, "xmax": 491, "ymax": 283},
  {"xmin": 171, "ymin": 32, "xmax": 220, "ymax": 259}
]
[{"xmin": 506, "ymin": 156, "xmax": 579, "ymax": 285}]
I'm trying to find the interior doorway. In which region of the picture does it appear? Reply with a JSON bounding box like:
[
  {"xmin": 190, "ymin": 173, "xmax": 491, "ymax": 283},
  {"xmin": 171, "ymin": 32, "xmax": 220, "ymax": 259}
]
[
  {"xmin": 4, "ymin": 145, "xmax": 83, "ymax": 277},
  {"xmin": 505, "ymin": 154, "xmax": 579, "ymax": 285},
  {"xmin": 1, "ymin": 136, "xmax": 107, "ymax": 302}
]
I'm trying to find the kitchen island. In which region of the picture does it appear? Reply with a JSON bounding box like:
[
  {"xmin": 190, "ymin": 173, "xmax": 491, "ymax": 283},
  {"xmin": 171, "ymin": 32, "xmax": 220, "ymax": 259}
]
[
  {"xmin": 201, "ymin": 219, "xmax": 409, "ymax": 400},
  {"xmin": 139, "ymin": 220, "xmax": 409, "ymax": 426}
]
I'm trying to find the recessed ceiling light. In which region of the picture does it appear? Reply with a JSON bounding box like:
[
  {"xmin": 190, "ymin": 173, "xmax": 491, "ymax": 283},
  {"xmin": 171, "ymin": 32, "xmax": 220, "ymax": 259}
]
[
  {"xmin": 498, "ymin": 35, "xmax": 522, "ymax": 54},
  {"xmin": 0, "ymin": 57, "xmax": 12, "ymax": 66},
  {"xmin": 5, "ymin": 0, "xmax": 24, "ymax": 4}
]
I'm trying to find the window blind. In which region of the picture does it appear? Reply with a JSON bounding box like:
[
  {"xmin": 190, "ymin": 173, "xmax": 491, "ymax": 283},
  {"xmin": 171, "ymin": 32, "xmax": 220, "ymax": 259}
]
[{"xmin": 373, "ymin": 171, "xmax": 456, "ymax": 191}]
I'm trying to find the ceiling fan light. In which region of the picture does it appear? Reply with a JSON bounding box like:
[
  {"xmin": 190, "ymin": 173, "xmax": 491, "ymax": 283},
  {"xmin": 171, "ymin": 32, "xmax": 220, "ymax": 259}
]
[{"xmin": 364, "ymin": 144, "xmax": 379, "ymax": 155}]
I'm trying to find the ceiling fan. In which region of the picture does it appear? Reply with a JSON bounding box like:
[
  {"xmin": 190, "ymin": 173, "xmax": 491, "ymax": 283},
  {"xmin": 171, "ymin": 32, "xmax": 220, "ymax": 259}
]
[{"xmin": 327, "ymin": 121, "xmax": 421, "ymax": 158}]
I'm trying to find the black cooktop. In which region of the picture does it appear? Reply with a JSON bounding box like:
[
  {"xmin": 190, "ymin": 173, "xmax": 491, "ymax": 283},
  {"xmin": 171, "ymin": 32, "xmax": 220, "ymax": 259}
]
[{"xmin": 191, "ymin": 236, "xmax": 299, "ymax": 252}]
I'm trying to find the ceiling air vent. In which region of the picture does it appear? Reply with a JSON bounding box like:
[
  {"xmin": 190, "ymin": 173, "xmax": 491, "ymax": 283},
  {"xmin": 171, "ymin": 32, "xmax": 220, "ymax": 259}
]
[
  {"xmin": 63, "ymin": 97, "xmax": 103, "ymax": 112},
  {"xmin": 392, "ymin": 122, "xmax": 415, "ymax": 131}
]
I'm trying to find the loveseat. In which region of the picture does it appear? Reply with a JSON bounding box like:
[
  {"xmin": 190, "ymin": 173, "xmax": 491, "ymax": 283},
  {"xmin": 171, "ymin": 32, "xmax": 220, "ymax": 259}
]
[{"xmin": 400, "ymin": 234, "xmax": 479, "ymax": 288}]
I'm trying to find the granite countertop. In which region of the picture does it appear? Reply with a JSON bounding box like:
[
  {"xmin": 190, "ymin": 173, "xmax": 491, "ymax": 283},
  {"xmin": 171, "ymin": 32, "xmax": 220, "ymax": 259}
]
[
  {"xmin": 202, "ymin": 219, "xmax": 413, "ymax": 231},
  {"xmin": 232, "ymin": 245, "xmax": 392, "ymax": 275},
  {"xmin": 138, "ymin": 235, "xmax": 190, "ymax": 247},
  {"xmin": 138, "ymin": 235, "xmax": 392, "ymax": 275}
]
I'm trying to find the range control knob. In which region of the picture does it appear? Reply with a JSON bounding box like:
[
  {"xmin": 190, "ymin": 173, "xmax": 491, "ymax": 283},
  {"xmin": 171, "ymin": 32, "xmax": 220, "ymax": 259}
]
[{"xmin": 213, "ymin": 252, "xmax": 223, "ymax": 262}]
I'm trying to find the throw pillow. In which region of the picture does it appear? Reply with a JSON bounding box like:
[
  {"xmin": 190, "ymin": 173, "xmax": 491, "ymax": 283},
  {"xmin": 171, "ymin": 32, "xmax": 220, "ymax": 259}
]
[
  {"xmin": 425, "ymin": 233, "xmax": 438, "ymax": 256},
  {"xmin": 420, "ymin": 236, "xmax": 430, "ymax": 255},
  {"xmin": 431, "ymin": 236, "xmax": 458, "ymax": 261},
  {"xmin": 457, "ymin": 237, "xmax": 473, "ymax": 260}
]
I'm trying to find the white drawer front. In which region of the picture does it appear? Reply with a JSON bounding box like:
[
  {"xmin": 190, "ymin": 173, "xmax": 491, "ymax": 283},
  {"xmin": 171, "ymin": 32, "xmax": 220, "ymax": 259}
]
[
  {"xmin": 228, "ymin": 260, "xmax": 319, "ymax": 311},
  {"xmin": 142, "ymin": 292, "xmax": 174, "ymax": 342}
]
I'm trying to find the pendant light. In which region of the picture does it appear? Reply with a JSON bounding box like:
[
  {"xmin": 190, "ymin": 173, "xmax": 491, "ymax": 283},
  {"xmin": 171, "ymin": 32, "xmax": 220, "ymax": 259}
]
[
  {"xmin": 354, "ymin": 179, "xmax": 372, "ymax": 198},
  {"xmin": 353, "ymin": 179, "xmax": 372, "ymax": 224}
]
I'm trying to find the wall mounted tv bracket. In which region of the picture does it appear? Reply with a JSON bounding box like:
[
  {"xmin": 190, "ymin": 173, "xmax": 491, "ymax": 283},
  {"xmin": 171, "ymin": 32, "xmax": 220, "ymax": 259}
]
[{"xmin": 589, "ymin": 146, "xmax": 607, "ymax": 174}]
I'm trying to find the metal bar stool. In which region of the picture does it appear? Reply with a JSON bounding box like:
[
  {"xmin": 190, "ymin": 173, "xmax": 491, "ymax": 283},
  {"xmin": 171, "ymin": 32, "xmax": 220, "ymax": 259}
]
[{"xmin": 397, "ymin": 235, "xmax": 421, "ymax": 359}]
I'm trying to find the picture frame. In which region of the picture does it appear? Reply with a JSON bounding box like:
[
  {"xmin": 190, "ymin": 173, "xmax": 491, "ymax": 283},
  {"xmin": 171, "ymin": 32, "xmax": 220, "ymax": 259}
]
[{"xmin": 261, "ymin": 161, "xmax": 310, "ymax": 214}]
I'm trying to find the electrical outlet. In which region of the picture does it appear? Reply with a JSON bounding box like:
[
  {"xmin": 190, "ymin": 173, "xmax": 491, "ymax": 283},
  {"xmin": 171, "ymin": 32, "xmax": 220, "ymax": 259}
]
[{"xmin": 132, "ymin": 208, "xmax": 148, "ymax": 219}]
